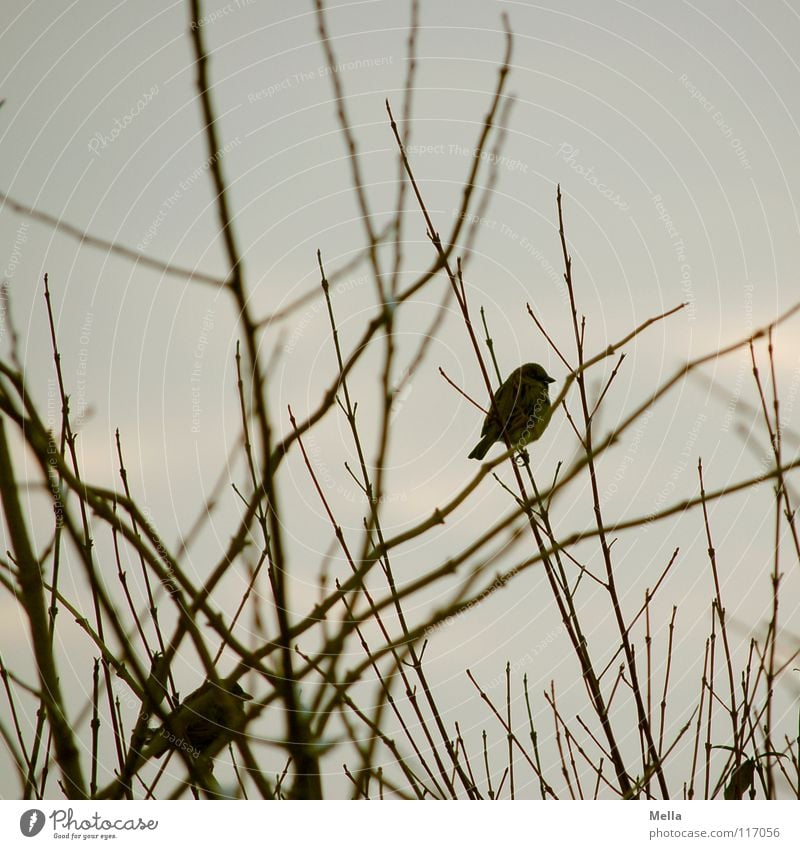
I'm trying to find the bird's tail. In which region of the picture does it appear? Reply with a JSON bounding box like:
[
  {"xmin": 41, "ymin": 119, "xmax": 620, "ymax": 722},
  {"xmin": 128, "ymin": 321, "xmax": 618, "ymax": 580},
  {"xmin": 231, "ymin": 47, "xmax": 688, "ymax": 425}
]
[{"xmin": 468, "ymin": 434, "xmax": 494, "ymax": 460}]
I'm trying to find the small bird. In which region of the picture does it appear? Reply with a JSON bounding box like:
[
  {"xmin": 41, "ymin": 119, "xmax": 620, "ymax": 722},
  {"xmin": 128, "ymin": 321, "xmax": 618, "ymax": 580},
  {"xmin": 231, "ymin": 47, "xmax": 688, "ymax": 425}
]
[
  {"xmin": 468, "ymin": 363, "xmax": 555, "ymax": 460},
  {"xmin": 145, "ymin": 679, "xmax": 253, "ymax": 760}
]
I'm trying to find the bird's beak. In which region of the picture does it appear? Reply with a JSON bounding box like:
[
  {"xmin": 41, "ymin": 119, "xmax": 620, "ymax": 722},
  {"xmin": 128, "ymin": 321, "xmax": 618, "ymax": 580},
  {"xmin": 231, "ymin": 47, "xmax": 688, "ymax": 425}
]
[
  {"xmin": 239, "ymin": 689, "xmax": 253, "ymax": 701},
  {"xmin": 546, "ymin": 376, "xmax": 556, "ymax": 383}
]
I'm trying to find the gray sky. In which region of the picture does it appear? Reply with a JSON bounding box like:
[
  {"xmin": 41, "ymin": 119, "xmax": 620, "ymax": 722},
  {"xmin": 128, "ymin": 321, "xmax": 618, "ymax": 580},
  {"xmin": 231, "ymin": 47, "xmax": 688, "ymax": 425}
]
[{"xmin": 1, "ymin": 0, "xmax": 800, "ymax": 799}]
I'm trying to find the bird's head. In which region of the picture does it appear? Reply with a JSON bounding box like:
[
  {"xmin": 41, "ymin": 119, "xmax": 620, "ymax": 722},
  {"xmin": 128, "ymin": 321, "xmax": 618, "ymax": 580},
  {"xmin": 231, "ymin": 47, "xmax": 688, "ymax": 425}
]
[
  {"xmin": 227, "ymin": 682, "xmax": 253, "ymax": 701},
  {"xmin": 521, "ymin": 363, "xmax": 555, "ymax": 384}
]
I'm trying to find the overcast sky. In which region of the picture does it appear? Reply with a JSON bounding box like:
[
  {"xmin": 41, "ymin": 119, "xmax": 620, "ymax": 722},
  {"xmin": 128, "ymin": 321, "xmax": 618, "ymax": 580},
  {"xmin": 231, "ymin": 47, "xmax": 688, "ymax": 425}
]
[{"xmin": 1, "ymin": 0, "xmax": 799, "ymax": 799}]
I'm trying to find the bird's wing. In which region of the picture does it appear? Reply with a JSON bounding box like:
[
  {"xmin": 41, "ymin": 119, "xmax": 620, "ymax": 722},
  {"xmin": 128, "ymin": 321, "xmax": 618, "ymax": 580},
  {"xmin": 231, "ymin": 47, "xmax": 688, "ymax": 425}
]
[
  {"xmin": 184, "ymin": 714, "xmax": 222, "ymax": 750},
  {"xmin": 482, "ymin": 372, "xmax": 520, "ymax": 436}
]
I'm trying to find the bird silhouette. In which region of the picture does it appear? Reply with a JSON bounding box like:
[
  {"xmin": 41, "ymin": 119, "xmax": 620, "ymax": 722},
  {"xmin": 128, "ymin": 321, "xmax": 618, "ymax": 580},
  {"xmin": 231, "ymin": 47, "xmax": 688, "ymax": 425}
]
[
  {"xmin": 144, "ymin": 679, "xmax": 253, "ymax": 761},
  {"xmin": 468, "ymin": 363, "xmax": 555, "ymax": 460}
]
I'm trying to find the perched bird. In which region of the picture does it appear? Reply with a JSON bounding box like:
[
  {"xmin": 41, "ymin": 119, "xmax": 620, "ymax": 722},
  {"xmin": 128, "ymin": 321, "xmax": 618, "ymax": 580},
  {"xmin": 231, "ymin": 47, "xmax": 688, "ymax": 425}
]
[
  {"xmin": 468, "ymin": 363, "xmax": 555, "ymax": 460},
  {"xmin": 145, "ymin": 679, "xmax": 253, "ymax": 761}
]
